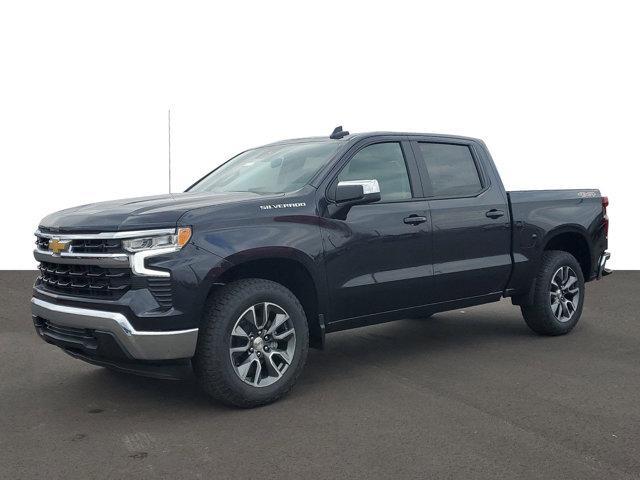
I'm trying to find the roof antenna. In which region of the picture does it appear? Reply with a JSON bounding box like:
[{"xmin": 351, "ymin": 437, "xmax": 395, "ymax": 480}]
[
  {"xmin": 330, "ymin": 125, "xmax": 349, "ymax": 139},
  {"xmin": 168, "ymin": 109, "xmax": 172, "ymax": 193}
]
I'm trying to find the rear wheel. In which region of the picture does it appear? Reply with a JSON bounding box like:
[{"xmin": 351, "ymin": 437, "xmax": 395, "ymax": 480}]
[
  {"xmin": 521, "ymin": 250, "xmax": 585, "ymax": 336},
  {"xmin": 193, "ymin": 279, "xmax": 309, "ymax": 408}
]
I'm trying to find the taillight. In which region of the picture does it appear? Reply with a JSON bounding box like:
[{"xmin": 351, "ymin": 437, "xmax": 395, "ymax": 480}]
[{"xmin": 602, "ymin": 195, "xmax": 609, "ymax": 237}]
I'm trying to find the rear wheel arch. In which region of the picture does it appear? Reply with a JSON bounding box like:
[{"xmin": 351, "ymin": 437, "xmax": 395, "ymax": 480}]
[
  {"xmin": 541, "ymin": 228, "xmax": 592, "ymax": 279},
  {"xmin": 513, "ymin": 227, "xmax": 592, "ymax": 306}
]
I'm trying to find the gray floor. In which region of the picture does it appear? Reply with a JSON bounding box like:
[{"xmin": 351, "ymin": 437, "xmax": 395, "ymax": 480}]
[{"xmin": 1, "ymin": 271, "xmax": 639, "ymax": 479}]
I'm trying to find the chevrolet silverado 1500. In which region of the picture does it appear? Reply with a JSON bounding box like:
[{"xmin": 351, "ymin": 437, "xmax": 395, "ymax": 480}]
[{"xmin": 31, "ymin": 127, "xmax": 611, "ymax": 407}]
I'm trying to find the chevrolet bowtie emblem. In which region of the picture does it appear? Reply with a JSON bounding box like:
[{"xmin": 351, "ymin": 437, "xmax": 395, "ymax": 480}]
[{"xmin": 48, "ymin": 238, "xmax": 71, "ymax": 254}]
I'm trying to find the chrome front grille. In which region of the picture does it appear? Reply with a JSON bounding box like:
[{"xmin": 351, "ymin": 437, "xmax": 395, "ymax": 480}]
[
  {"xmin": 38, "ymin": 261, "xmax": 131, "ymax": 299},
  {"xmin": 69, "ymin": 238, "xmax": 123, "ymax": 254},
  {"xmin": 35, "ymin": 235, "xmax": 123, "ymax": 254},
  {"xmin": 33, "ymin": 229, "xmax": 176, "ymax": 308},
  {"xmin": 35, "ymin": 236, "xmax": 49, "ymax": 250}
]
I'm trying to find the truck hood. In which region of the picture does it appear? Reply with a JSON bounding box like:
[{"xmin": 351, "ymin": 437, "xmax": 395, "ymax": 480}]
[{"xmin": 38, "ymin": 191, "xmax": 268, "ymax": 232}]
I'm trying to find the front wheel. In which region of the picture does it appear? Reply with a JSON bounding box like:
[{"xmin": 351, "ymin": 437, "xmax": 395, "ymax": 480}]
[
  {"xmin": 521, "ymin": 250, "xmax": 585, "ymax": 336},
  {"xmin": 193, "ymin": 279, "xmax": 309, "ymax": 408}
]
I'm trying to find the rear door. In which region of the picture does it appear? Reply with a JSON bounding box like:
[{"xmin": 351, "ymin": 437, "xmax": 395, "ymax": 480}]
[{"xmin": 411, "ymin": 137, "xmax": 511, "ymax": 302}]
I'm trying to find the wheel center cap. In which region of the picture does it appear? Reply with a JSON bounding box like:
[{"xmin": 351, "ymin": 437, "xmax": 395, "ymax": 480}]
[{"xmin": 252, "ymin": 337, "xmax": 265, "ymax": 351}]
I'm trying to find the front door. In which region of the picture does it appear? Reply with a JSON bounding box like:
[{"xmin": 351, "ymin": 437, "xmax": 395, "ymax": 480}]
[{"xmin": 321, "ymin": 139, "xmax": 433, "ymax": 323}]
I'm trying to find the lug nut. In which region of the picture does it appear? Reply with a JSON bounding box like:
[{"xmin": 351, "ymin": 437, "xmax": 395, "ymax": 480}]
[
  {"xmin": 264, "ymin": 346, "xmax": 269, "ymax": 352},
  {"xmin": 257, "ymin": 352, "xmax": 261, "ymax": 357}
]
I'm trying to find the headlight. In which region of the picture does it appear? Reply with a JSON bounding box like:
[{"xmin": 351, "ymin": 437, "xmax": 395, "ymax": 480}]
[{"xmin": 122, "ymin": 227, "xmax": 192, "ymax": 253}]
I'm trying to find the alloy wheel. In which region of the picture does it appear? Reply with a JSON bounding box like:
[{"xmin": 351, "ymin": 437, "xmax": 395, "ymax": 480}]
[
  {"xmin": 229, "ymin": 302, "xmax": 296, "ymax": 387},
  {"xmin": 549, "ymin": 266, "xmax": 580, "ymax": 322}
]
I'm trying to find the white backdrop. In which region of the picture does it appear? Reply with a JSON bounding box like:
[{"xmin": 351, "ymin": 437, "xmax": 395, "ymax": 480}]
[{"xmin": 1, "ymin": 1, "xmax": 638, "ymax": 269}]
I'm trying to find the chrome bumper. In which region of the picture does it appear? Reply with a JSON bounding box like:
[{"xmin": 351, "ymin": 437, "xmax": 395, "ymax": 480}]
[
  {"xmin": 597, "ymin": 251, "xmax": 612, "ymax": 280},
  {"xmin": 31, "ymin": 298, "xmax": 198, "ymax": 360}
]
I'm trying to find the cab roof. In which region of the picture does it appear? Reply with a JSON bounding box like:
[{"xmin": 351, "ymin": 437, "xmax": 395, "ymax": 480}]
[{"xmin": 264, "ymin": 131, "xmax": 482, "ymax": 147}]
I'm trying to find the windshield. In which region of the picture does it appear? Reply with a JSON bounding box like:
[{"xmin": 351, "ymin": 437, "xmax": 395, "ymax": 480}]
[{"xmin": 188, "ymin": 141, "xmax": 341, "ymax": 195}]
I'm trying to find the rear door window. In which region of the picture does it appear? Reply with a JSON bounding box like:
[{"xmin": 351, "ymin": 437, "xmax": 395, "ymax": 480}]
[{"xmin": 417, "ymin": 143, "xmax": 482, "ymax": 197}]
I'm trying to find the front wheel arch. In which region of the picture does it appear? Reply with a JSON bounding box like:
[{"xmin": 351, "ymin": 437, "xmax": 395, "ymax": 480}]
[{"xmin": 205, "ymin": 256, "xmax": 325, "ymax": 348}]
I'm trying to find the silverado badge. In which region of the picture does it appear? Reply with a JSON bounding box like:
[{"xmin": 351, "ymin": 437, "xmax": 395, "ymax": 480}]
[{"xmin": 48, "ymin": 238, "xmax": 71, "ymax": 254}]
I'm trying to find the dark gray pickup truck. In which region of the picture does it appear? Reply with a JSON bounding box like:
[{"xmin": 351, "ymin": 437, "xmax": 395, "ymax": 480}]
[{"xmin": 31, "ymin": 128, "xmax": 611, "ymax": 407}]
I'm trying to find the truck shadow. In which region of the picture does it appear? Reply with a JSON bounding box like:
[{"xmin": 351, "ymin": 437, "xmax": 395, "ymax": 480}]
[
  {"xmin": 55, "ymin": 309, "xmax": 534, "ymax": 413},
  {"xmin": 301, "ymin": 311, "xmax": 535, "ymax": 383}
]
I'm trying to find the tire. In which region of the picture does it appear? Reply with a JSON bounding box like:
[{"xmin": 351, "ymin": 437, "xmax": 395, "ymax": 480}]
[
  {"xmin": 193, "ymin": 279, "xmax": 309, "ymax": 408},
  {"xmin": 521, "ymin": 250, "xmax": 585, "ymax": 336}
]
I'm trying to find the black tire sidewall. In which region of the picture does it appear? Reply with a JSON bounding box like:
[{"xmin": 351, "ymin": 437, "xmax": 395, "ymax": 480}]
[
  {"xmin": 527, "ymin": 251, "xmax": 586, "ymax": 335},
  {"xmin": 197, "ymin": 279, "xmax": 309, "ymax": 405}
]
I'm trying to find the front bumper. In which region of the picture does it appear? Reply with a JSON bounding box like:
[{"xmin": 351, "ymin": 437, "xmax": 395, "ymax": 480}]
[
  {"xmin": 31, "ymin": 297, "xmax": 198, "ymax": 361},
  {"xmin": 30, "ymin": 228, "xmax": 231, "ymax": 368}
]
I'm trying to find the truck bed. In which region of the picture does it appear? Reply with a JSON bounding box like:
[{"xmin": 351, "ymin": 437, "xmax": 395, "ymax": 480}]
[{"xmin": 506, "ymin": 188, "xmax": 607, "ymax": 294}]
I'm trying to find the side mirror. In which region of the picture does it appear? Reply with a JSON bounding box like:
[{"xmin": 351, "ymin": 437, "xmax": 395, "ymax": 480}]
[
  {"xmin": 329, "ymin": 180, "xmax": 381, "ymax": 219},
  {"xmin": 335, "ymin": 180, "xmax": 381, "ymax": 204}
]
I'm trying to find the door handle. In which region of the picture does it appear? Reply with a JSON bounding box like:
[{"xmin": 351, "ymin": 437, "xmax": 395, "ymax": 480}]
[
  {"xmin": 485, "ymin": 209, "xmax": 505, "ymax": 219},
  {"xmin": 404, "ymin": 215, "xmax": 427, "ymax": 225}
]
